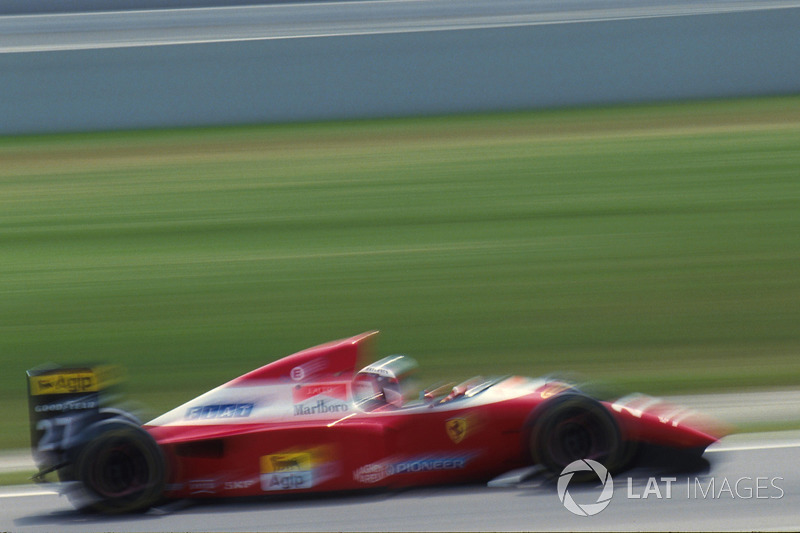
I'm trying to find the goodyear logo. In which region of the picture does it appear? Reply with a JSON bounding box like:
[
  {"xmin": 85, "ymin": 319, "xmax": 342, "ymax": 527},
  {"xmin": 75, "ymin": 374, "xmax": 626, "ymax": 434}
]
[{"xmin": 30, "ymin": 372, "xmax": 98, "ymax": 396}]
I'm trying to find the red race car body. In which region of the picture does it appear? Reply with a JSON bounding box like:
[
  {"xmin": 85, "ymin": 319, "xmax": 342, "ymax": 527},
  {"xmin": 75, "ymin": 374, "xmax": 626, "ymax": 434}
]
[{"xmin": 27, "ymin": 331, "xmax": 726, "ymax": 512}]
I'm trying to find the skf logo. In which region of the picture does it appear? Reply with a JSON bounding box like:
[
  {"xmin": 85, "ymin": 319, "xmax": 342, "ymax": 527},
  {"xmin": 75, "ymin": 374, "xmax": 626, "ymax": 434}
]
[
  {"xmin": 30, "ymin": 372, "xmax": 98, "ymax": 395},
  {"xmin": 223, "ymin": 479, "xmax": 258, "ymax": 490},
  {"xmin": 445, "ymin": 417, "xmax": 468, "ymax": 443}
]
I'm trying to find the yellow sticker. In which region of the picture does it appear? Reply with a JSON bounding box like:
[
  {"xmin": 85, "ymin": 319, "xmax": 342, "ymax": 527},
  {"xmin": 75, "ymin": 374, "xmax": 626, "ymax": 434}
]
[
  {"xmin": 540, "ymin": 383, "xmax": 570, "ymax": 399},
  {"xmin": 30, "ymin": 372, "xmax": 98, "ymax": 395},
  {"xmin": 260, "ymin": 452, "xmax": 312, "ymax": 473},
  {"xmin": 446, "ymin": 418, "xmax": 468, "ymax": 444}
]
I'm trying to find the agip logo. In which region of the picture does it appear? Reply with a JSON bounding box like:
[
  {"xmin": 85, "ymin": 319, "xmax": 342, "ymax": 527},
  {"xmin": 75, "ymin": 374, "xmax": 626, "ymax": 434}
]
[
  {"xmin": 260, "ymin": 452, "xmax": 313, "ymax": 491},
  {"xmin": 30, "ymin": 372, "xmax": 98, "ymax": 395},
  {"xmin": 557, "ymin": 459, "xmax": 614, "ymax": 516}
]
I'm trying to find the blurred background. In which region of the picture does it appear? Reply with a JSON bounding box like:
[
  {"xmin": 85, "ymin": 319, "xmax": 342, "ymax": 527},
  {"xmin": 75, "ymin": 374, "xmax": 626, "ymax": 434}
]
[{"xmin": 1, "ymin": 0, "xmax": 799, "ymax": 453}]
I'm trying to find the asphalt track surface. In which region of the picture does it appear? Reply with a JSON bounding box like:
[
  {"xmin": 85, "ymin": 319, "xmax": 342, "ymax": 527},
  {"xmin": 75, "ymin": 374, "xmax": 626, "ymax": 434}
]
[
  {"xmin": 1, "ymin": 432, "xmax": 799, "ymax": 532},
  {"xmin": 3, "ymin": 0, "xmax": 800, "ymax": 54}
]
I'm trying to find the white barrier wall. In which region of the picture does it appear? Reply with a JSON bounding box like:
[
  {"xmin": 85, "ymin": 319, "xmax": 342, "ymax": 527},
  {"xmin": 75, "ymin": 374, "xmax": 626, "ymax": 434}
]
[{"xmin": 1, "ymin": 8, "xmax": 799, "ymax": 135}]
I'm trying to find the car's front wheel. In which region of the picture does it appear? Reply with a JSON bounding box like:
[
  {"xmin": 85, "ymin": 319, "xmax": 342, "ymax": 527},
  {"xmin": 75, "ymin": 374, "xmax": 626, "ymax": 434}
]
[{"xmin": 529, "ymin": 394, "xmax": 624, "ymax": 479}]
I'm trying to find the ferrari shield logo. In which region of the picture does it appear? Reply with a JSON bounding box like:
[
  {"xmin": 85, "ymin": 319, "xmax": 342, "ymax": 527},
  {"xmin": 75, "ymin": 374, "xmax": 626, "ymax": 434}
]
[{"xmin": 446, "ymin": 418, "xmax": 468, "ymax": 444}]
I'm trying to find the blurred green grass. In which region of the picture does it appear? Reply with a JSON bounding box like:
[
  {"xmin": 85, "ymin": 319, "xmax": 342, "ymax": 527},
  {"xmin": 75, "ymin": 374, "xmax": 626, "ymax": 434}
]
[{"xmin": 2, "ymin": 97, "xmax": 799, "ymax": 450}]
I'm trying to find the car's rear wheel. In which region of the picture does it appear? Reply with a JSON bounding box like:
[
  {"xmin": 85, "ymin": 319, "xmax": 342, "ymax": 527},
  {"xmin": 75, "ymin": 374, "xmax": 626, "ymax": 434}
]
[
  {"xmin": 530, "ymin": 394, "xmax": 623, "ymax": 479},
  {"xmin": 71, "ymin": 419, "xmax": 165, "ymax": 513}
]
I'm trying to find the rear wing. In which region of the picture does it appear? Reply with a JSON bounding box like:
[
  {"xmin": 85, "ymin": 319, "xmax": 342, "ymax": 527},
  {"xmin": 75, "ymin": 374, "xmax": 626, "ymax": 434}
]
[{"xmin": 26, "ymin": 365, "xmax": 120, "ymax": 474}]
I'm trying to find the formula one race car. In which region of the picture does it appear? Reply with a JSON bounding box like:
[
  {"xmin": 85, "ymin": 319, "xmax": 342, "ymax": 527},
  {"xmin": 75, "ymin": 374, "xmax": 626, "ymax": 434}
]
[{"xmin": 26, "ymin": 331, "xmax": 726, "ymax": 513}]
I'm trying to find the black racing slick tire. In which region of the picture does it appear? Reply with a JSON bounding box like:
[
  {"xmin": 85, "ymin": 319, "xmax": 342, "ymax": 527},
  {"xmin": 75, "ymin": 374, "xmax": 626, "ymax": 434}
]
[
  {"xmin": 56, "ymin": 408, "xmax": 144, "ymax": 484},
  {"xmin": 71, "ymin": 419, "xmax": 165, "ymax": 514},
  {"xmin": 529, "ymin": 394, "xmax": 624, "ymax": 480}
]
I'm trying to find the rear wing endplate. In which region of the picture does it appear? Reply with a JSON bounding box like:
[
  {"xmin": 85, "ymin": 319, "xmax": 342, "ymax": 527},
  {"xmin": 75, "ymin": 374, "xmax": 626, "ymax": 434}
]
[{"xmin": 26, "ymin": 365, "xmax": 118, "ymax": 472}]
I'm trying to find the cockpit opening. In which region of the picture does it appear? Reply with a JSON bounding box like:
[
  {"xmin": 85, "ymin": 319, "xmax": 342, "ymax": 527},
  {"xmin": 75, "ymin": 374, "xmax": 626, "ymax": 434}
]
[{"xmin": 353, "ymin": 355, "xmax": 419, "ymax": 411}]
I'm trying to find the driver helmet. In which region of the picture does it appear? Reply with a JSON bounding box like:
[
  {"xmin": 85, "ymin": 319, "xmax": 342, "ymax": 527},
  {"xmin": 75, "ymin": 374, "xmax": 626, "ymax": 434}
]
[{"xmin": 353, "ymin": 355, "xmax": 419, "ymax": 410}]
